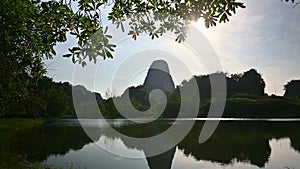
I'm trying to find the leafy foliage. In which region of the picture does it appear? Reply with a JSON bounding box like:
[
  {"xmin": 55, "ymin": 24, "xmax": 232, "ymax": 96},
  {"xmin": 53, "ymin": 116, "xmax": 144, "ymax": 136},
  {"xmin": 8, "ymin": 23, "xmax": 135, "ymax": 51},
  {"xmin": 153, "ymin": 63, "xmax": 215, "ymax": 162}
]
[
  {"xmin": 108, "ymin": 0, "xmax": 246, "ymax": 43},
  {"xmin": 230, "ymin": 69, "xmax": 266, "ymax": 96},
  {"xmin": 1, "ymin": 77, "xmax": 75, "ymax": 118}
]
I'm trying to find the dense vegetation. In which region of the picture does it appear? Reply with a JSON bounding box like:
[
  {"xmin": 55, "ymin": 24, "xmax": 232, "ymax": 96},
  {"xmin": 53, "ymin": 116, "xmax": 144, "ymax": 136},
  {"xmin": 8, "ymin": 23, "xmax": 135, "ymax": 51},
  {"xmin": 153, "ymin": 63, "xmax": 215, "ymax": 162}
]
[
  {"xmin": 101, "ymin": 69, "xmax": 300, "ymax": 118},
  {"xmin": 72, "ymin": 68, "xmax": 300, "ymax": 119},
  {"xmin": 2, "ymin": 68, "xmax": 300, "ymax": 119},
  {"xmin": 2, "ymin": 77, "xmax": 74, "ymax": 118},
  {"xmin": 284, "ymin": 80, "xmax": 300, "ymax": 98}
]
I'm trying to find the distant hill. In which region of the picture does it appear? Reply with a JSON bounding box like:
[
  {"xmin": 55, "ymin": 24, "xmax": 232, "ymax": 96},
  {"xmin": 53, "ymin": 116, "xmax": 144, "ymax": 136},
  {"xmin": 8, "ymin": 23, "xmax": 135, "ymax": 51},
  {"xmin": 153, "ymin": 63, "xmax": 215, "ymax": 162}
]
[
  {"xmin": 72, "ymin": 85, "xmax": 103, "ymax": 118},
  {"xmin": 73, "ymin": 85, "xmax": 103, "ymax": 103}
]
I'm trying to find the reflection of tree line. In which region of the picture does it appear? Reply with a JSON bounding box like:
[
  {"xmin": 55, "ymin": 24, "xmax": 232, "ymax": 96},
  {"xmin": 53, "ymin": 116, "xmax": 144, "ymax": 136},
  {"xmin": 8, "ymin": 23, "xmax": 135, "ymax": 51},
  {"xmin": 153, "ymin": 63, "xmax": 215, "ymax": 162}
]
[
  {"xmin": 9, "ymin": 121, "xmax": 300, "ymax": 168},
  {"xmin": 10, "ymin": 125, "xmax": 92, "ymax": 162}
]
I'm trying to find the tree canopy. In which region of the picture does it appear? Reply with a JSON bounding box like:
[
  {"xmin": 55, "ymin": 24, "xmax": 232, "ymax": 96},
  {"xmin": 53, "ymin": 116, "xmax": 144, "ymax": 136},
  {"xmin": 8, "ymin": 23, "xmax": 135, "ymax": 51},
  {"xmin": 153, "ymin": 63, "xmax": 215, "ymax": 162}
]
[{"xmin": 284, "ymin": 80, "xmax": 300, "ymax": 97}]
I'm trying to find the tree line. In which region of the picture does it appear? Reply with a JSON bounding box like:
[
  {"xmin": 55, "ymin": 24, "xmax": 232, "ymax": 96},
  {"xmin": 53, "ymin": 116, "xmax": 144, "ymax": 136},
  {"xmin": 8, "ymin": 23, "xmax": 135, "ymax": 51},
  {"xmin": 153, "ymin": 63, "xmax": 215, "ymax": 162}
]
[
  {"xmin": 2, "ymin": 77, "xmax": 75, "ymax": 118},
  {"xmin": 1, "ymin": 68, "xmax": 300, "ymax": 119},
  {"xmin": 100, "ymin": 69, "xmax": 300, "ymax": 118}
]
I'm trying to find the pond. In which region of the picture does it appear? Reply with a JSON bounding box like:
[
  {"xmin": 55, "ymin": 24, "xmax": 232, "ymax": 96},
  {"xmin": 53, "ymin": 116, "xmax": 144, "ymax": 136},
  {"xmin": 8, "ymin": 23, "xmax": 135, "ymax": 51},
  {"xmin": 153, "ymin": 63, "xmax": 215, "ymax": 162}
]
[{"xmin": 7, "ymin": 119, "xmax": 300, "ymax": 169}]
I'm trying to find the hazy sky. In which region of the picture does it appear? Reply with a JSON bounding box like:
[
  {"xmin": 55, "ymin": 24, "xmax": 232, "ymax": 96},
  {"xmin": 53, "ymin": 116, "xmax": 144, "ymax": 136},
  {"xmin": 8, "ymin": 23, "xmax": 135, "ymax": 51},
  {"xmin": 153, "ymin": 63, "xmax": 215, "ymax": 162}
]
[{"xmin": 45, "ymin": 0, "xmax": 300, "ymax": 96}]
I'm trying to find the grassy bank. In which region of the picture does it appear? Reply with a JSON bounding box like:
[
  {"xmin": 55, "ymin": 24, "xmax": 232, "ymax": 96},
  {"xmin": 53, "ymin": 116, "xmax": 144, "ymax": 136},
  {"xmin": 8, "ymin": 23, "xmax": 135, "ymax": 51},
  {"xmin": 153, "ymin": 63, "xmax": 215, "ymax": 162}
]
[
  {"xmin": 0, "ymin": 118, "xmax": 44, "ymax": 145},
  {"xmin": 0, "ymin": 118, "xmax": 44, "ymax": 144},
  {"xmin": 0, "ymin": 118, "xmax": 44, "ymax": 129}
]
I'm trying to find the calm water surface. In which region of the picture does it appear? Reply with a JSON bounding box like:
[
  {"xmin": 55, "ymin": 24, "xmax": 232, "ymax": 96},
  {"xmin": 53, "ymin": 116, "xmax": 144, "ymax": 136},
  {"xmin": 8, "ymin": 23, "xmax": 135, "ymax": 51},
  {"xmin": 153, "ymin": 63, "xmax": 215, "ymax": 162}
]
[{"xmin": 8, "ymin": 119, "xmax": 300, "ymax": 169}]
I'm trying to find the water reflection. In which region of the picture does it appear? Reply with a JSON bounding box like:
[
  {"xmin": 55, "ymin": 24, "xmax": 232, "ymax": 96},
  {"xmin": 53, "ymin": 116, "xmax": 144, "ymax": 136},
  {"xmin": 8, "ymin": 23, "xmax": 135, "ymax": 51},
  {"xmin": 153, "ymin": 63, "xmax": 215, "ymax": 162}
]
[{"xmin": 7, "ymin": 120, "xmax": 300, "ymax": 169}]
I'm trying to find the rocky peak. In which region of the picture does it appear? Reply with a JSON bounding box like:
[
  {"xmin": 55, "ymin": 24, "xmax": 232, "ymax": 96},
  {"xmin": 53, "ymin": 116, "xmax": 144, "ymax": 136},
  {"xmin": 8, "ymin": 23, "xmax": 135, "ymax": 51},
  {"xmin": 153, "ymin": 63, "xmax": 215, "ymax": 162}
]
[{"xmin": 143, "ymin": 60, "xmax": 175, "ymax": 92}]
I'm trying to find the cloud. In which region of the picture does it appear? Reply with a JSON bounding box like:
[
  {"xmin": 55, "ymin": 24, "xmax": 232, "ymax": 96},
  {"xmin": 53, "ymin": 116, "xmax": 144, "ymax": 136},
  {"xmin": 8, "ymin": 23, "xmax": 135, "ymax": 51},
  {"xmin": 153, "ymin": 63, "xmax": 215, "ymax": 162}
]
[{"xmin": 193, "ymin": 0, "xmax": 300, "ymax": 95}]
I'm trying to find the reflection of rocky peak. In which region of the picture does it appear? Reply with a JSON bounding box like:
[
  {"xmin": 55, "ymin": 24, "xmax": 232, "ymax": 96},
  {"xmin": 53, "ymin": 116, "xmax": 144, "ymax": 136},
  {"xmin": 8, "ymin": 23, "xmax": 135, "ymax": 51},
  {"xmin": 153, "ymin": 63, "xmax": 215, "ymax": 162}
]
[
  {"xmin": 143, "ymin": 60, "xmax": 175, "ymax": 92},
  {"xmin": 145, "ymin": 147, "xmax": 176, "ymax": 169}
]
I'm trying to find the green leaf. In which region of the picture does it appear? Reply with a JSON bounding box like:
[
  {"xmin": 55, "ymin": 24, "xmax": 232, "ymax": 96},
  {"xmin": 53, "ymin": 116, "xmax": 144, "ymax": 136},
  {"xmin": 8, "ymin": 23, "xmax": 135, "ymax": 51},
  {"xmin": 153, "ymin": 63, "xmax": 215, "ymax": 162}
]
[
  {"xmin": 105, "ymin": 51, "xmax": 113, "ymax": 58},
  {"xmin": 72, "ymin": 56, "xmax": 75, "ymax": 63},
  {"xmin": 120, "ymin": 22, "xmax": 125, "ymax": 32},
  {"xmin": 70, "ymin": 32, "xmax": 77, "ymax": 36},
  {"xmin": 82, "ymin": 61, "xmax": 87, "ymax": 67},
  {"xmin": 72, "ymin": 47, "xmax": 81, "ymax": 51},
  {"xmin": 63, "ymin": 54, "xmax": 72, "ymax": 57},
  {"xmin": 104, "ymin": 26, "xmax": 108, "ymax": 34}
]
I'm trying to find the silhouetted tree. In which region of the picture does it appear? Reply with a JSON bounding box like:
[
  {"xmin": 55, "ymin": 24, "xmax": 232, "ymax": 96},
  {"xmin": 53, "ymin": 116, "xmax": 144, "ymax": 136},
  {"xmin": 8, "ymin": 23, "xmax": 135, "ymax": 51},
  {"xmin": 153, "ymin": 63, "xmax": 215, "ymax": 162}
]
[
  {"xmin": 235, "ymin": 69, "xmax": 266, "ymax": 96},
  {"xmin": 284, "ymin": 80, "xmax": 300, "ymax": 97}
]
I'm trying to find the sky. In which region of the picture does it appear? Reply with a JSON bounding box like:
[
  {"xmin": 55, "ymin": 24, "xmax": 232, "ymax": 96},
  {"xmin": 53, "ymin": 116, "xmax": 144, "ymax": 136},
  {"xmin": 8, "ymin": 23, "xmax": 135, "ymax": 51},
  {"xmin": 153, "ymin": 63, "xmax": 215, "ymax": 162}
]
[{"xmin": 44, "ymin": 0, "xmax": 300, "ymax": 96}]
